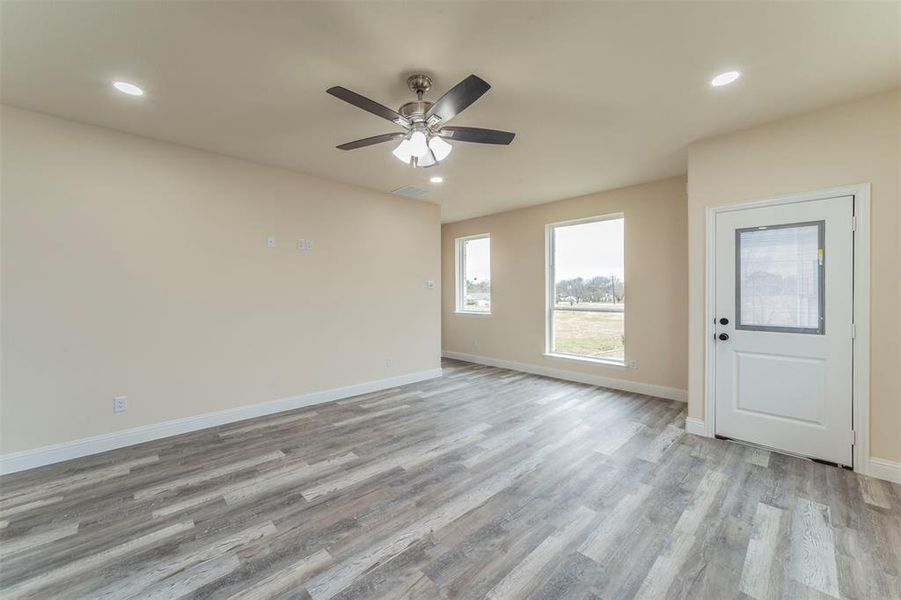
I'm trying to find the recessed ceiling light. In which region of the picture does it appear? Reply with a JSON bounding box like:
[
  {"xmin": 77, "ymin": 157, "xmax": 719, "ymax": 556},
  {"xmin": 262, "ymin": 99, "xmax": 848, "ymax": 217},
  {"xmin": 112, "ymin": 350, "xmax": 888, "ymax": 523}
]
[
  {"xmin": 429, "ymin": 176, "xmax": 444, "ymax": 184},
  {"xmin": 710, "ymin": 71, "xmax": 741, "ymax": 87},
  {"xmin": 112, "ymin": 81, "xmax": 144, "ymax": 96}
]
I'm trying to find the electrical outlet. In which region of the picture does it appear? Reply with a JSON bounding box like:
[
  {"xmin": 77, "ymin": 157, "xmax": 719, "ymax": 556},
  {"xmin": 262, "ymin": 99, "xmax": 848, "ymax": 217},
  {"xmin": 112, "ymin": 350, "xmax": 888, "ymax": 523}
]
[
  {"xmin": 385, "ymin": 358, "xmax": 392, "ymax": 367},
  {"xmin": 425, "ymin": 280, "xmax": 435, "ymax": 289},
  {"xmin": 114, "ymin": 396, "xmax": 128, "ymax": 413},
  {"xmin": 628, "ymin": 360, "xmax": 638, "ymax": 369}
]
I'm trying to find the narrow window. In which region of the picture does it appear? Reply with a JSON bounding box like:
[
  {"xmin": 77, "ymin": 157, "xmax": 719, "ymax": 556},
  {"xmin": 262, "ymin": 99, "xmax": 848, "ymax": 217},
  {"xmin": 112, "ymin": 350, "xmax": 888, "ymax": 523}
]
[
  {"xmin": 547, "ymin": 215, "xmax": 625, "ymax": 364},
  {"xmin": 455, "ymin": 234, "xmax": 491, "ymax": 314},
  {"xmin": 456, "ymin": 233, "xmax": 491, "ymax": 315}
]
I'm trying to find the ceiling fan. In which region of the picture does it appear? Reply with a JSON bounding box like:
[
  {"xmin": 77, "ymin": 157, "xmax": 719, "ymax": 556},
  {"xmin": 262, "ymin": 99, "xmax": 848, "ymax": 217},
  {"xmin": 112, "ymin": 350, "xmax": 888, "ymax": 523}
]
[{"xmin": 327, "ymin": 74, "xmax": 515, "ymax": 168}]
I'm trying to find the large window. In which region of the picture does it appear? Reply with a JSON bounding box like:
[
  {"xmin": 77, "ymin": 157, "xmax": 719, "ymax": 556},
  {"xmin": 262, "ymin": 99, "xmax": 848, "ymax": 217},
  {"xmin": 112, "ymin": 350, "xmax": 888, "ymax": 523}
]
[
  {"xmin": 455, "ymin": 234, "xmax": 491, "ymax": 314},
  {"xmin": 547, "ymin": 215, "xmax": 625, "ymax": 363}
]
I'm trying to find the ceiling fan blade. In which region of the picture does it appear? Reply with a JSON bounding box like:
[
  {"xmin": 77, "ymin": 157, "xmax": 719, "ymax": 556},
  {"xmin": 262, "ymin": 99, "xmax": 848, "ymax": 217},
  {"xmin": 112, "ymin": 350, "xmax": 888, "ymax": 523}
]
[
  {"xmin": 425, "ymin": 75, "xmax": 491, "ymax": 124},
  {"xmin": 336, "ymin": 132, "xmax": 405, "ymax": 151},
  {"xmin": 439, "ymin": 126, "xmax": 515, "ymax": 145},
  {"xmin": 327, "ymin": 86, "xmax": 411, "ymax": 128}
]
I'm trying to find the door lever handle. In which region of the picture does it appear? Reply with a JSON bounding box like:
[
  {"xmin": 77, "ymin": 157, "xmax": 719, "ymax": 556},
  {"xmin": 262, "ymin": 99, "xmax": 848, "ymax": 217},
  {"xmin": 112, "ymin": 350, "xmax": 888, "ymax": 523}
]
[{"xmin": 718, "ymin": 333, "xmax": 730, "ymax": 341}]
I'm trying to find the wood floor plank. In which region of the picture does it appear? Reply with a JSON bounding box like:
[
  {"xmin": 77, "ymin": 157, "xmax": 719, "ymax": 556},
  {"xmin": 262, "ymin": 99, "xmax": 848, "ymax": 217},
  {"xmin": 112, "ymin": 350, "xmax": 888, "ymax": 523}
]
[
  {"xmin": 152, "ymin": 451, "xmax": 357, "ymax": 518},
  {"xmin": 329, "ymin": 404, "xmax": 411, "ymax": 428},
  {"xmin": 133, "ymin": 451, "xmax": 285, "ymax": 500},
  {"xmin": 139, "ymin": 553, "xmax": 241, "ymax": 599},
  {"xmin": 594, "ymin": 420, "xmax": 644, "ymax": 455},
  {"xmin": 300, "ymin": 424, "xmax": 489, "ymax": 501},
  {"xmin": 673, "ymin": 470, "xmax": 728, "ymax": 534},
  {"xmin": 304, "ymin": 459, "xmax": 540, "ymax": 600},
  {"xmin": 790, "ymin": 497, "xmax": 841, "ymax": 598},
  {"xmin": 486, "ymin": 504, "xmax": 596, "ymax": 599},
  {"xmin": 462, "ymin": 428, "xmax": 533, "ymax": 469},
  {"xmin": 637, "ymin": 423, "xmax": 683, "ymax": 463},
  {"xmin": 740, "ymin": 503, "xmax": 786, "ymax": 600},
  {"xmin": 1, "ymin": 455, "xmax": 158, "ymax": 507},
  {"xmin": 0, "ymin": 496, "xmax": 63, "ymax": 521},
  {"xmin": 227, "ymin": 548, "xmax": 333, "ymax": 600},
  {"xmin": 3, "ymin": 520, "xmax": 195, "ymax": 598},
  {"xmin": 633, "ymin": 470, "xmax": 728, "ymax": 599},
  {"xmin": 217, "ymin": 413, "xmax": 318, "ymax": 437},
  {"xmin": 0, "ymin": 522, "xmax": 79, "ymax": 559},
  {"xmin": 578, "ymin": 483, "xmax": 653, "ymax": 563},
  {"xmin": 225, "ymin": 452, "xmax": 357, "ymax": 506},
  {"xmin": 859, "ymin": 476, "xmax": 894, "ymax": 509},
  {"xmin": 747, "ymin": 447, "xmax": 771, "ymax": 468},
  {"xmin": 89, "ymin": 521, "xmax": 277, "ymax": 600}
]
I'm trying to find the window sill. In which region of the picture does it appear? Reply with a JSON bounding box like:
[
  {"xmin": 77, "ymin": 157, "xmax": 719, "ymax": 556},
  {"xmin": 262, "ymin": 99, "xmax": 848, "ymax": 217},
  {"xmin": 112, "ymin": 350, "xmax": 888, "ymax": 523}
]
[
  {"xmin": 542, "ymin": 353, "xmax": 627, "ymax": 369},
  {"xmin": 455, "ymin": 311, "xmax": 492, "ymax": 317}
]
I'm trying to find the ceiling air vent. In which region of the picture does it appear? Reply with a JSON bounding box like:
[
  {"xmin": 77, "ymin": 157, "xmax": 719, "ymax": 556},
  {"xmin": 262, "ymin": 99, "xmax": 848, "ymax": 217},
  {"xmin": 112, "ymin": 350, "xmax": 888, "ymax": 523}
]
[{"xmin": 392, "ymin": 185, "xmax": 429, "ymax": 198}]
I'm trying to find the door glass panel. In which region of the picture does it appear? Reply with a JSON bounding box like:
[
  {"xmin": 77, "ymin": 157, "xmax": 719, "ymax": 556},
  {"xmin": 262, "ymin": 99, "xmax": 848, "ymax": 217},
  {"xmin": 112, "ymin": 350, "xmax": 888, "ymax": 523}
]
[{"xmin": 735, "ymin": 221, "xmax": 824, "ymax": 334}]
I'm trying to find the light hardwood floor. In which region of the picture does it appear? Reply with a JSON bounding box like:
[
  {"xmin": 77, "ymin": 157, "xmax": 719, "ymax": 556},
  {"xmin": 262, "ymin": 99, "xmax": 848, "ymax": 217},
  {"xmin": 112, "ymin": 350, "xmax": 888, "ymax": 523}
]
[{"xmin": 1, "ymin": 359, "xmax": 899, "ymax": 599}]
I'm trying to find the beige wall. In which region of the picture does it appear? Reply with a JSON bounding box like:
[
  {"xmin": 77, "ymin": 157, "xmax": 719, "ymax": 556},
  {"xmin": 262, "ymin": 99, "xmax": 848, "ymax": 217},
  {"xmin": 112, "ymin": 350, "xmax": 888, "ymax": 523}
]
[
  {"xmin": 442, "ymin": 176, "xmax": 688, "ymax": 394},
  {"xmin": 0, "ymin": 106, "xmax": 441, "ymax": 454},
  {"xmin": 687, "ymin": 89, "xmax": 900, "ymax": 463}
]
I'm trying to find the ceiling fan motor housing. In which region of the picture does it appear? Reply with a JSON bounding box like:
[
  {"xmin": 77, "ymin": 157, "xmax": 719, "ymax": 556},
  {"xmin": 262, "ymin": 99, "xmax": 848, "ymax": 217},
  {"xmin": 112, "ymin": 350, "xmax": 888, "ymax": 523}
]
[{"xmin": 398, "ymin": 100, "xmax": 434, "ymax": 122}]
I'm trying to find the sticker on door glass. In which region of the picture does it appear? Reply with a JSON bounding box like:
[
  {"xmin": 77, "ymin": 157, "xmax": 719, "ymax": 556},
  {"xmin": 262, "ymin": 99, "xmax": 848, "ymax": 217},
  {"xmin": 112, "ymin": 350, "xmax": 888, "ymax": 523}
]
[{"xmin": 735, "ymin": 221, "xmax": 825, "ymax": 334}]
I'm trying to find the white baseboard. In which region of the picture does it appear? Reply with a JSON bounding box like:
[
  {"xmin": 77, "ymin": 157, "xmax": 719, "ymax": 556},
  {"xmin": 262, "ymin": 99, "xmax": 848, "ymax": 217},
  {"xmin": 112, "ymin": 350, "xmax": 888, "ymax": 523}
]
[
  {"xmin": 868, "ymin": 458, "xmax": 901, "ymax": 484},
  {"xmin": 0, "ymin": 368, "xmax": 443, "ymax": 476},
  {"xmin": 685, "ymin": 417, "xmax": 707, "ymax": 436},
  {"xmin": 442, "ymin": 351, "xmax": 687, "ymax": 402}
]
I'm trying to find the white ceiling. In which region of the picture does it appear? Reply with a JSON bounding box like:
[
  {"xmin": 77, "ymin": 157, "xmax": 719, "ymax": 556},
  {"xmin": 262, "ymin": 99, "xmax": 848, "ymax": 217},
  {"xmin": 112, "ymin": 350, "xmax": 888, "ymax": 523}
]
[{"xmin": 2, "ymin": 2, "xmax": 898, "ymax": 222}]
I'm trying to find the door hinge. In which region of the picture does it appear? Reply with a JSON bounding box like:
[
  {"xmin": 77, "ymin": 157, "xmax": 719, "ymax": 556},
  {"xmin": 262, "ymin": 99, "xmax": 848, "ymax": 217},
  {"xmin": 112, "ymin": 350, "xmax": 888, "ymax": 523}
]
[
  {"xmin": 851, "ymin": 323, "xmax": 856, "ymax": 339},
  {"xmin": 850, "ymin": 430, "xmax": 856, "ymax": 445},
  {"xmin": 851, "ymin": 216, "xmax": 857, "ymax": 231}
]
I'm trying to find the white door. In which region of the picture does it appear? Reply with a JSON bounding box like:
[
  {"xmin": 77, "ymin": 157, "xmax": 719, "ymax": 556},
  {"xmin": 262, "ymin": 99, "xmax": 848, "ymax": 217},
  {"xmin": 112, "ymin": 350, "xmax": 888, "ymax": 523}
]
[{"xmin": 714, "ymin": 195, "xmax": 854, "ymax": 466}]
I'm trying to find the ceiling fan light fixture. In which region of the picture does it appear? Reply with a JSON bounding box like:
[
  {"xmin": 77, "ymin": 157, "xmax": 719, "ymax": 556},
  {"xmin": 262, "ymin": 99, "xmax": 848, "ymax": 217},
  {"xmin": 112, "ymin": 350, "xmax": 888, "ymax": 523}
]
[
  {"xmin": 428, "ymin": 136, "xmax": 453, "ymax": 161},
  {"xmin": 409, "ymin": 131, "xmax": 429, "ymax": 158},
  {"xmin": 416, "ymin": 151, "xmax": 437, "ymax": 168},
  {"xmin": 392, "ymin": 138, "xmax": 413, "ymax": 163}
]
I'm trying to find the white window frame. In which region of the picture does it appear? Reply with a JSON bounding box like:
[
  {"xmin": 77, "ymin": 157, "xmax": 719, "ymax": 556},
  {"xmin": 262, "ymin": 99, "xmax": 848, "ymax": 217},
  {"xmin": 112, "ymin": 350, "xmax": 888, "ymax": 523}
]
[
  {"xmin": 455, "ymin": 233, "xmax": 491, "ymax": 315},
  {"xmin": 544, "ymin": 213, "xmax": 626, "ymax": 367}
]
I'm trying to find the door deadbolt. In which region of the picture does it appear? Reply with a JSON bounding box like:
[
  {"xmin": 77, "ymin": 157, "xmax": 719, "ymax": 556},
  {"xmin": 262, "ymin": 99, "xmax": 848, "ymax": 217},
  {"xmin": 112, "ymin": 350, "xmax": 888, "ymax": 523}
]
[{"xmin": 718, "ymin": 333, "xmax": 730, "ymax": 341}]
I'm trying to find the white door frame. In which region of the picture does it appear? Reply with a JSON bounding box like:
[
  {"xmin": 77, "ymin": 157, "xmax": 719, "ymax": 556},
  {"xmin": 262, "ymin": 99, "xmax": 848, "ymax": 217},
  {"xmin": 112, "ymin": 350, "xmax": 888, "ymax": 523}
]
[{"xmin": 703, "ymin": 184, "xmax": 870, "ymax": 475}]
